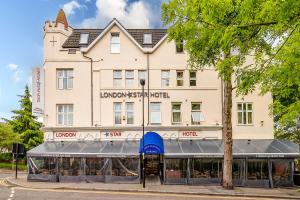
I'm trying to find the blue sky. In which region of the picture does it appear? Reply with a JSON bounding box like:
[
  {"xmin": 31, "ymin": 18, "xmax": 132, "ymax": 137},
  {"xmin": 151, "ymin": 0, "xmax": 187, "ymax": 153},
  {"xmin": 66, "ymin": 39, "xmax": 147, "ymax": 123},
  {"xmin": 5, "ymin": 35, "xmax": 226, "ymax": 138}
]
[{"xmin": 0, "ymin": 0, "xmax": 165, "ymax": 121}]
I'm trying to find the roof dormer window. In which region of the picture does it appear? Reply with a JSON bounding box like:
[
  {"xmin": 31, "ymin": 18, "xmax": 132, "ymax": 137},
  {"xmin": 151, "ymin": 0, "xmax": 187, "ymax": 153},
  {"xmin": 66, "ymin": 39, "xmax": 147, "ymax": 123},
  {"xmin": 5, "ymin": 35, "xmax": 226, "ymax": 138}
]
[
  {"xmin": 79, "ymin": 33, "xmax": 89, "ymax": 44},
  {"xmin": 143, "ymin": 33, "xmax": 152, "ymax": 44}
]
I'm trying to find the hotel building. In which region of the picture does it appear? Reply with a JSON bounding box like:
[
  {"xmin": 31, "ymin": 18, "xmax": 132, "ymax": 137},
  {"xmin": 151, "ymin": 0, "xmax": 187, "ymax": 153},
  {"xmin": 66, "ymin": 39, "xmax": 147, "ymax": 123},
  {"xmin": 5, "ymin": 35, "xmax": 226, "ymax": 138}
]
[{"xmin": 28, "ymin": 10, "xmax": 298, "ymax": 187}]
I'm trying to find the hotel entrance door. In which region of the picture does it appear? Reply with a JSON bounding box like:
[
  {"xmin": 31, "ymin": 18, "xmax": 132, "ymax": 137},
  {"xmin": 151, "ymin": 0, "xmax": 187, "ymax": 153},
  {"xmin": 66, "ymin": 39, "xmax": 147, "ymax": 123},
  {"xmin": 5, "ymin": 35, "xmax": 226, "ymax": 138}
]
[{"xmin": 145, "ymin": 155, "xmax": 160, "ymax": 175}]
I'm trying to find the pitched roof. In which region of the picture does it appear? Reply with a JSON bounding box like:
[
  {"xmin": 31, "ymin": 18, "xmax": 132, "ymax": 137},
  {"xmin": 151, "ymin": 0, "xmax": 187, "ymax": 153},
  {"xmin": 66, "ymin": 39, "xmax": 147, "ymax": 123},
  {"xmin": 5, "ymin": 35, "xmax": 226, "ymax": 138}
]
[
  {"xmin": 62, "ymin": 28, "xmax": 167, "ymax": 49},
  {"xmin": 56, "ymin": 9, "xmax": 69, "ymax": 29}
]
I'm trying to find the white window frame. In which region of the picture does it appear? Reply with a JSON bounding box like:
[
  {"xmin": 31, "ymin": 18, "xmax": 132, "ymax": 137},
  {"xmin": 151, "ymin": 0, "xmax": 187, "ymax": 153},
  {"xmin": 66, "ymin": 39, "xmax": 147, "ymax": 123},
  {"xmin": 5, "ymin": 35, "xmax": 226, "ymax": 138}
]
[
  {"xmin": 57, "ymin": 104, "xmax": 73, "ymax": 126},
  {"xmin": 172, "ymin": 103, "xmax": 182, "ymax": 124},
  {"xmin": 237, "ymin": 103, "xmax": 253, "ymax": 125},
  {"xmin": 113, "ymin": 70, "xmax": 122, "ymax": 87},
  {"xmin": 176, "ymin": 70, "xmax": 184, "ymax": 86},
  {"xmin": 125, "ymin": 70, "xmax": 134, "ymax": 87},
  {"xmin": 191, "ymin": 103, "xmax": 203, "ymax": 125},
  {"xmin": 114, "ymin": 102, "xmax": 122, "ymax": 125},
  {"xmin": 189, "ymin": 71, "xmax": 197, "ymax": 86},
  {"xmin": 150, "ymin": 102, "xmax": 161, "ymax": 124},
  {"xmin": 143, "ymin": 33, "xmax": 152, "ymax": 44},
  {"xmin": 126, "ymin": 102, "xmax": 134, "ymax": 124},
  {"xmin": 79, "ymin": 33, "xmax": 89, "ymax": 44},
  {"xmin": 57, "ymin": 69, "xmax": 73, "ymax": 90},
  {"xmin": 138, "ymin": 70, "xmax": 147, "ymax": 87},
  {"xmin": 110, "ymin": 32, "xmax": 120, "ymax": 53},
  {"xmin": 176, "ymin": 40, "xmax": 184, "ymax": 53},
  {"xmin": 161, "ymin": 70, "xmax": 170, "ymax": 87}
]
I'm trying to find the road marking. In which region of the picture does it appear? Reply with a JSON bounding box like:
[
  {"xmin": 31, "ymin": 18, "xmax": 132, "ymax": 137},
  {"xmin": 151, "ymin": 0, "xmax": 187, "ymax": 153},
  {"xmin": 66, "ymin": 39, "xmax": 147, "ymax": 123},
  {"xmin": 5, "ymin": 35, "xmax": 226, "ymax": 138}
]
[{"xmin": 14, "ymin": 187, "xmax": 276, "ymax": 200}]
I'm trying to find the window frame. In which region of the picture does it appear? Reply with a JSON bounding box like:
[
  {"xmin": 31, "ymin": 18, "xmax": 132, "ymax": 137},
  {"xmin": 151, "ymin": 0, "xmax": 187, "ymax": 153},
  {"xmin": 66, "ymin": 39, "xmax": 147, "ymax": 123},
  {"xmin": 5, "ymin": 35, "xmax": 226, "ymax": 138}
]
[
  {"xmin": 113, "ymin": 70, "xmax": 122, "ymax": 87},
  {"xmin": 143, "ymin": 33, "xmax": 152, "ymax": 44},
  {"xmin": 110, "ymin": 32, "xmax": 120, "ymax": 54},
  {"xmin": 56, "ymin": 69, "xmax": 73, "ymax": 90},
  {"xmin": 237, "ymin": 102, "xmax": 253, "ymax": 125},
  {"xmin": 161, "ymin": 70, "xmax": 170, "ymax": 87},
  {"xmin": 125, "ymin": 70, "xmax": 134, "ymax": 87},
  {"xmin": 150, "ymin": 102, "xmax": 161, "ymax": 125},
  {"xmin": 176, "ymin": 70, "xmax": 184, "ymax": 86},
  {"xmin": 79, "ymin": 33, "xmax": 89, "ymax": 44},
  {"xmin": 189, "ymin": 71, "xmax": 197, "ymax": 86},
  {"xmin": 56, "ymin": 104, "xmax": 73, "ymax": 126},
  {"xmin": 114, "ymin": 102, "xmax": 122, "ymax": 125},
  {"xmin": 175, "ymin": 40, "xmax": 184, "ymax": 53},
  {"xmin": 126, "ymin": 102, "xmax": 134, "ymax": 125},
  {"xmin": 171, "ymin": 102, "xmax": 182, "ymax": 124},
  {"xmin": 191, "ymin": 102, "xmax": 202, "ymax": 125}
]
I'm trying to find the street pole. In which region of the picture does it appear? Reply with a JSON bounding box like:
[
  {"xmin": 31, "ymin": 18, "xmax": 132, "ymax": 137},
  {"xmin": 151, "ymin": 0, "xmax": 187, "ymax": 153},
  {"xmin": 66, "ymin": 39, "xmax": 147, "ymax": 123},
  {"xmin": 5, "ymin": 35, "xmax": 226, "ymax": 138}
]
[
  {"xmin": 140, "ymin": 79, "xmax": 145, "ymax": 188},
  {"xmin": 15, "ymin": 144, "xmax": 18, "ymax": 179}
]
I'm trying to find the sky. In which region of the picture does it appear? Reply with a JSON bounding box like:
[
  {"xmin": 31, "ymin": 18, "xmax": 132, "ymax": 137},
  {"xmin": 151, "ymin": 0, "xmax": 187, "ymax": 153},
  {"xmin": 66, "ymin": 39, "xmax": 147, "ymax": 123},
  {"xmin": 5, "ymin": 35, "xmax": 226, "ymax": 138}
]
[{"xmin": 0, "ymin": 0, "xmax": 166, "ymax": 121}]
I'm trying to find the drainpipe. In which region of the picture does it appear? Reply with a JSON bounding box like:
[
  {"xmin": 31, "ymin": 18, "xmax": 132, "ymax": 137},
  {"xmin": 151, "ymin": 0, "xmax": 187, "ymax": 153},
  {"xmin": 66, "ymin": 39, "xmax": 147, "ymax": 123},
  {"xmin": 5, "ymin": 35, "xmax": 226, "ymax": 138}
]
[
  {"xmin": 83, "ymin": 53, "xmax": 94, "ymax": 126},
  {"xmin": 221, "ymin": 78, "xmax": 224, "ymax": 138},
  {"xmin": 147, "ymin": 53, "xmax": 150, "ymax": 125}
]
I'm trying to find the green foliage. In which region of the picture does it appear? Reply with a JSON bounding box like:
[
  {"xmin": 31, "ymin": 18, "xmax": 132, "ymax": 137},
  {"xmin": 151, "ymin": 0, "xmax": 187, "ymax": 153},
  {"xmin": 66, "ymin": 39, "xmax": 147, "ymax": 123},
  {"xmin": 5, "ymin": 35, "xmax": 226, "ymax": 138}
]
[
  {"xmin": 0, "ymin": 153, "xmax": 13, "ymax": 162},
  {"xmin": 0, "ymin": 123, "xmax": 20, "ymax": 152},
  {"xmin": 4, "ymin": 85, "xmax": 43, "ymax": 151}
]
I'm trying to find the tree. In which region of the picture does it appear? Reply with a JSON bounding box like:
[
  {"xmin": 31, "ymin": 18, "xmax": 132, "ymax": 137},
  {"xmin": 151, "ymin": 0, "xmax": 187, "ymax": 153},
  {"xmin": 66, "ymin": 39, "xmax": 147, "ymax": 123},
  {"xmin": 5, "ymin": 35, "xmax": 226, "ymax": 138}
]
[
  {"xmin": 5, "ymin": 85, "xmax": 43, "ymax": 151},
  {"xmin": 0, "ymin": 123, "xmax": 20, "ymax": 152},
  {"xmin": 162, "ymin": 0, "xmax": 300, "ymax": 189}
]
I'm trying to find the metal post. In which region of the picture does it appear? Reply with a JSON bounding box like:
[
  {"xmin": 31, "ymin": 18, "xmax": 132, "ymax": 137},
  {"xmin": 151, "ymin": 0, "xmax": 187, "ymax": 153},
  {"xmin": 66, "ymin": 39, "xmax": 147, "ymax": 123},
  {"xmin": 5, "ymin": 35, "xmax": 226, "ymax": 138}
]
[
  {"xmin": 140, "ymin": 79, "xmax": 146, "ymax": 188},
  {"xmin": 15, "ymin": 144, "xmax": 18, "ymax": 179}
]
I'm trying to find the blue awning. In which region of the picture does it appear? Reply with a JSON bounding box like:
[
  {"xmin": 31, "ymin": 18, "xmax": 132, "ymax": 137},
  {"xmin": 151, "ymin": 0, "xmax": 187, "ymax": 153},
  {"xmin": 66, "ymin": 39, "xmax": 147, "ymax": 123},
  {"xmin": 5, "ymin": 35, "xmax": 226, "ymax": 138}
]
[{"xmin": 139, "ymin": 131, "xmax": 164, "ymax": 154}]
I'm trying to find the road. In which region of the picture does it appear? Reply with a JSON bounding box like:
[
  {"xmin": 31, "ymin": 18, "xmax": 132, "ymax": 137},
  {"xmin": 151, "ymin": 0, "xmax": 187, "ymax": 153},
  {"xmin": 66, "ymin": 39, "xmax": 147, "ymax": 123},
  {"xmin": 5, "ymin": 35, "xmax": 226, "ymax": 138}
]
[{"xmin": 0, "ymin": 174, "xmax": 289, "ymax": 200}]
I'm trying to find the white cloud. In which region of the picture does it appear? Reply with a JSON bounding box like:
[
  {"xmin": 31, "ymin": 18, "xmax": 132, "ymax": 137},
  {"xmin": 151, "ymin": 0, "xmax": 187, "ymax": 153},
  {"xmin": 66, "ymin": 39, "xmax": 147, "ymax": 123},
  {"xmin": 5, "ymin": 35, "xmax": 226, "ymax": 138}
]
[
  {"xmin": 80, "ymin": 0, "xmax": 152, "ymax": 28},
  {"xmin": 7, "ymin": 63, "xmax": 18, "ymax": 71},
  {"xmin": 63, "ymin": 0, "xmax": 82, "ymax": 16}
]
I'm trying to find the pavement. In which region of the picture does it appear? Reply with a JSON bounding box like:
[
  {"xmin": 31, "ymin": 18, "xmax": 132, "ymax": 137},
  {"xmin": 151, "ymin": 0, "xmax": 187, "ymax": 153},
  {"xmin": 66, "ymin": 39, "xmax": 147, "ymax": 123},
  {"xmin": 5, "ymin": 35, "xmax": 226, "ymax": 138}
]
[{"xmin": 1, "ymin": 170, "xmax": 300, "ymax": 200}]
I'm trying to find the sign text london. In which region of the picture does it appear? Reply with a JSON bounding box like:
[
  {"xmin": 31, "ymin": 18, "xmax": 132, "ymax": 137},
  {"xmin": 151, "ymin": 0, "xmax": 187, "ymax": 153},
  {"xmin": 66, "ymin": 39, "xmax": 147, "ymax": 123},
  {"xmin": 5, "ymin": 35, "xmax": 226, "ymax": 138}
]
[{"xmin": 100, "ymin": 91, "xmax": 170, "ymax": 98}]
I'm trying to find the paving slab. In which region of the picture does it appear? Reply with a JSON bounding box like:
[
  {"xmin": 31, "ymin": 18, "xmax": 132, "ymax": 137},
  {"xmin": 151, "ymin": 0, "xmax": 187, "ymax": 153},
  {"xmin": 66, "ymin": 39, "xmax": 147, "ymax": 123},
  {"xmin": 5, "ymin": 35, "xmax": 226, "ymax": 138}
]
[{"xmin": 3, "ymin": 173, "xmax": 300, "ymax": 199}]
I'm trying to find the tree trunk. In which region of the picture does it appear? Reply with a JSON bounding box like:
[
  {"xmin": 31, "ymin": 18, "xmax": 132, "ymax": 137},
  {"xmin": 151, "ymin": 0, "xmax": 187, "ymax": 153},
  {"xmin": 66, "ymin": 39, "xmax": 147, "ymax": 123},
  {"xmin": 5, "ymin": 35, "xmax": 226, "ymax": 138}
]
[{"xmin": 222, "ymin": 77, "xmax": 233, "ymax": 189}]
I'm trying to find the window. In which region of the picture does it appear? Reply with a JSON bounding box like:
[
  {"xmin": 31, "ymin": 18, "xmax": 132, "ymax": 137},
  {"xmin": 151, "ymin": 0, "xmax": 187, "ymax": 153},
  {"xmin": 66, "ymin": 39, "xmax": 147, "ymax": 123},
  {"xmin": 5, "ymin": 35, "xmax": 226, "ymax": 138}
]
[
  {"xmin": 68, "ymin": 49, "xmax": 76, "ymax": 54},
  {"xmin": 138, "ymin": 70, "xmax": 147, "ymax": 86},
  {"xmin": 57, "ymin": 69, "xmax": 73, "ymax": 90},
  {"xmin": 57, "ymin": 104, "xmax": 73, "ymax": 126},
  {"xmin": 111, "ymin": 33, "xmax": 120, "ymax": 53},
  {"xmin": 125, "ymin": 70, "xmax": 134, "ymax": 87},
  {"xmin": 191, "ymin": 103, "xmax": 203, "ymax": 125},
  {"xmin": 237, "ymin": 103, "xmax": 253, "ymax": 125},
  {"xmin": 176, "ymin": 70, "xmax": 184, "ymax": 86},
  {"xmin": 189, "ymin": 71, "xmax": 197, "ymax": 86},
  {"xmin": 113, "ymin": 70, "xmax": 122, "ymax": 87},
  {"xmin": 79, "ymin": 33, "xmax": 89, "ymax": 44},
  {"xmin": 176, "ymin": 40, "xmax": 184, "ymax": 53},
  {"xmin": 126, "ymin": 103, "xmax": 134, "ymax": 124},
  {"xmin": 114, "ymin": 103, "xmax": 122, "ymax": 125},
  {"xmin": 143, "ymin": 33, "xmax": 152, "ymax": 44},
  {"xmin": 161, "ymin": 70, "xmax": 170, "ymax": 87},
  {"xmin": 172, "ymin": 103, "xmax": 182, "ymax": 123},
  {"xmin": 150, "ymin": 103, "xmax": 161, "ymax": 124}
]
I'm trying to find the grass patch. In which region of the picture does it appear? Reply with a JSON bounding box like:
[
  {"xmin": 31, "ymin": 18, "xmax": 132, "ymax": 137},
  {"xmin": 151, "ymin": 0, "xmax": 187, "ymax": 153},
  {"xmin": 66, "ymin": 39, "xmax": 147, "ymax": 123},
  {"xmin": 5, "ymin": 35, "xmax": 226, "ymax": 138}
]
[{"xmin": 0, "ymin": 162, "xmax": 27, "ymax": 170}]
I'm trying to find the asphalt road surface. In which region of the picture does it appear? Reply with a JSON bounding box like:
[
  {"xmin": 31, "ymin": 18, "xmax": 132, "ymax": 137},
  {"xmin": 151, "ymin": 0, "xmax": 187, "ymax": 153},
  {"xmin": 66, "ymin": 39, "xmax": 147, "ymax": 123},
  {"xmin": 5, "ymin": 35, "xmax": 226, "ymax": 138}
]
[{"xmin": 0, "ymin": 176, "xmax": 288, "ymax": 200}]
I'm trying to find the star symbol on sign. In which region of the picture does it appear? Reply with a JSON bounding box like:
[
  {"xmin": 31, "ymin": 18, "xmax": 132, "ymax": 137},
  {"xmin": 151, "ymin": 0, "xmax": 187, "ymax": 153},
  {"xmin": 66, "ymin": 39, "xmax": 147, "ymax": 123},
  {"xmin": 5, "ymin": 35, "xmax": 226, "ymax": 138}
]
[{"xmin": 105, "ymin": 132, "xmax": 109, "ymax": 137}]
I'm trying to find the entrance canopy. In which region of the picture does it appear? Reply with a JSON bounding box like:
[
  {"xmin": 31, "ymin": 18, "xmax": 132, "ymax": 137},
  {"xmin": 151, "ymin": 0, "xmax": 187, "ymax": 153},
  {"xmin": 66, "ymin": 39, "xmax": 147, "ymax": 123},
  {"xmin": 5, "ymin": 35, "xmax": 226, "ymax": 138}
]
[{"xmin": 139, "ymin": 131, "xmax": 164, "ymax": 154}]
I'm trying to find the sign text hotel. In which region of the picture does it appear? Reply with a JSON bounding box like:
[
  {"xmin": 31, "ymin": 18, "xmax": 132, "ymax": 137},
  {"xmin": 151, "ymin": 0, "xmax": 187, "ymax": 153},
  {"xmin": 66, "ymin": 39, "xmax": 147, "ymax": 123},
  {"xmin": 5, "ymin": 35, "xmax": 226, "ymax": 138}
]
[{"xmin": 100, "ymin": 91, "xmax": 170, "ymax": 98}]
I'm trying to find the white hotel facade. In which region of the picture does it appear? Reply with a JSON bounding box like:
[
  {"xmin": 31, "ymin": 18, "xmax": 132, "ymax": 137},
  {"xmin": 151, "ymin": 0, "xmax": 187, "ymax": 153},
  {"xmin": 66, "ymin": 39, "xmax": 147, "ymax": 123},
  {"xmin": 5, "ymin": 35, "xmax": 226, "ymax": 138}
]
[
  {"xmin": 28, "ymin": 10, "xmax": 298, "ymax": 187},
  {"xmin": 41, "ymin": 10, "xmax": 273, "ymax": 141}
]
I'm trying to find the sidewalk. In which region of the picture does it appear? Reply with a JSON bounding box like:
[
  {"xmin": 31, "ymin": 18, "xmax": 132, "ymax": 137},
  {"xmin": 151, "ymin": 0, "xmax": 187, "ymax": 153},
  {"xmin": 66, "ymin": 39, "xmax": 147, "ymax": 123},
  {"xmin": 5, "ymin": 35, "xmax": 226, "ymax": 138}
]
[{"xmin": 4, "ymin": 173, "xmax": 300, "ymax": 199}]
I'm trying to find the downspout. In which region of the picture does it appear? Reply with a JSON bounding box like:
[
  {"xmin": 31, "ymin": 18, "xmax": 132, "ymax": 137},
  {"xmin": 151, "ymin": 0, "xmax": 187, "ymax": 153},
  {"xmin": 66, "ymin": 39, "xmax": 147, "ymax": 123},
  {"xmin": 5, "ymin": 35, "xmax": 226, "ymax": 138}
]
[
  {"xmin": 221, "ymin": 78, "xmax": 224, "ymax": 138},
  {"xmin": 83, "ymin": 53, "xmax": 94, "ymax": 126},
  {"xmin": 147, "ymin": 53, "xmax": 150, "ymax": 125}
]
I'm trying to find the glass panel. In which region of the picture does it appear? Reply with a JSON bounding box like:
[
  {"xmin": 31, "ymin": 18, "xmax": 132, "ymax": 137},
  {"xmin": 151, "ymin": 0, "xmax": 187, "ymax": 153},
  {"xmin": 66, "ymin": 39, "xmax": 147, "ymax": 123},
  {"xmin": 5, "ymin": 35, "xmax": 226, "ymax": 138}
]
[
  {"xmin": 248, "ymin": 112, "xmax": 252, "ymax": 124},
  {"xmin": 247, "ymin": 160, "xmax": 268, "ymax": 180},
  {"xmin": 68, "ymin": 105, "xmax": 73, "ymax": 112},
  {"xmin": 126, "ymin": 79, "xmax": 134, "ymax": 87},
  {"xmin": 190, "ymin": 71, "xmax": 196, "ymax": 78},
  {"xmin": 28, "ymin": 157, "xmax": 56, "ymax": 175},
  {"xmin": 114, "ymin": 70, "xmax": 122, "ymax": 78},
  {"xmin": 190, "ymin": 159, "xmax": 222, "ymax": 179},
  {"xmin": 63, "ymin": 77, "xmax": 68, "ymax": 89},
  {"xmin": 237, "ymin": 103, "xmax": 242, "ymax": 110},
  {"xmin": 125, "ymin": 70, "xmax": 134, "ymax": 78},
  {"xmin": 114, "ymin": 79, "xmax": 122, "ymax": 87},
  {"xmin": 61, "ymin": 157, "xmax": 82, "ymax": 176},
  {"xmin": 138, "ymin": 70, "xmax": 146, "ymax": 80},
  {"xmin": 191, "ymin": 112, "xmax": 201, "ymax": 124},
  {"xmin": 192, "ymin": 103, "xmax": 201, "ymax": 111},
  {"xmin": 151, "ymin": 112, "xmax": 161, "ymax": 124},
  {"xmin": 238, "ymin": 112, "xmax": 243, "ymax": 124},
  {"xmin": 247, "ymin": 103, "xmax": 252, "ymax": 110},
  {"xmin": 58, "ymin": 113, "xmax": 63, "ymax": 125},
  {"xmin": 79, "ymin": 33, "xmax": 89, "ymax": 44},
  {"xmin": 111, "ymin": 158, "xmax": 139, "ymax": 177},
  {"xmin": 172, "ymin": 104, "xmax": 181, "ymax": 111},
  {"xmin": 68, "ymin": 113, "xmax": 73, "ymax": 126},
  {"xmin": 115, "ymin": 113, "xmax": 122, "ymax": 124},
  {"xmin": 143, "ymin": 33, "xmax": 152, "ymax": 44},
  {"xmin": 190, "ymin": 80, "xmax": 196, "ymax": 86},
  {"xmin": 151, "ymin": 103, "xmax": 160, "ymax": 111},
  {"xmin": 127, "ymin": 112, "xmax": 134, "ymax": 124},
  {"xmin": 272, "ymin": 160, "xmax": 292, "ymax": 186},
  {"xmin": 162, "ymin": 71, "xmax": 170, "ymax": 79},
  {"xmin": 176, "ymin": 41, "xmax": 184, "ymax": 53},
  {"xmin": 243, "ymin": 112, "xmax": 247, "ymax": 124},
  {"xmin": 126, "ymin": 103, "xmax": 133, "ymax": 111},
  {"xmin": 111, "ymin": 33, "xmax": 120, "ymax": 43},
  {"xmin": 85, "ymin": 158, "xmax": 107, "ymax": 176},
  {"xmin": 233, "ymin": 160, "xmax": 244, "ymax": 180},
  {"xmin": 177, "ymin": 71, "xmax": 183, "ymax": 78},
  {"xmin": 172, "ymin": 112, "xmax": 181, "ymax": 123},
  {"xmin": 165, "ymin": 159, "xmax": 187, "ymax": 179},
  {"xmin": 68, "ymin": 77, "xmax": 73, "ymax": 89},
  {"xmin": 111, "ymin": 43, "xmax": 120, "ymax": 53}
]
